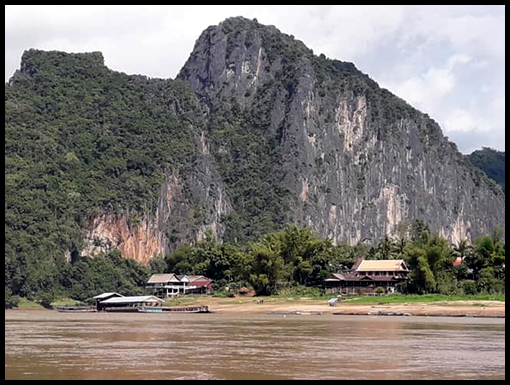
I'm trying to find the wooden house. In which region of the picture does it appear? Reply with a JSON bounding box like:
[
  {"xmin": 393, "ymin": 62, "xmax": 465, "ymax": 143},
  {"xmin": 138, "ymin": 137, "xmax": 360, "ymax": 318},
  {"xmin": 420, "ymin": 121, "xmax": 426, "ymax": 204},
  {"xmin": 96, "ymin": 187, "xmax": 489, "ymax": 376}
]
[{"xmin": 325, "ymin": 258, "xmax": 409, "ymax": 295}]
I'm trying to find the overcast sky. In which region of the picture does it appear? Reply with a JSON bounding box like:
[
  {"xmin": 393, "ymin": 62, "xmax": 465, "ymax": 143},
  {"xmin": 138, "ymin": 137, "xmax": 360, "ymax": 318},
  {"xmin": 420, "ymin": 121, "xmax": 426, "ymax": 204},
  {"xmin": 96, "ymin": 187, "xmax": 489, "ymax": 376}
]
[{"xmin": 5, "ymin": 5, "xmax": 505, "ymax": 153}]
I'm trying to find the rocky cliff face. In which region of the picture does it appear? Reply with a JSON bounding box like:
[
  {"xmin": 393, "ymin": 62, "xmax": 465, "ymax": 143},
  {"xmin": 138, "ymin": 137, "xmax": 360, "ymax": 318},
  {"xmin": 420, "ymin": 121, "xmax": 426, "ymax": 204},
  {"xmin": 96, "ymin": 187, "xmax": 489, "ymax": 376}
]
[
  {"xmin": 179, "ymin": 17, "xmax": 505, "ymax": 245},
  {"xmin": 82, "ymin": 165, "xmax": 232, "ymax": 263},
  {"xmin": 6, "ymin": 20, "xmax": 504, "ymax": 269}
]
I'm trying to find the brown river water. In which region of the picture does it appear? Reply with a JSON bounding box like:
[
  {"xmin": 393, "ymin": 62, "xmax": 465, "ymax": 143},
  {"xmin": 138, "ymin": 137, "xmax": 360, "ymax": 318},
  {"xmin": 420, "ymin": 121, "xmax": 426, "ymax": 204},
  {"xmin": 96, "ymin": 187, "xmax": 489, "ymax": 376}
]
[{"xmin": 4, "ymin": 310, "xmax": 505, "ymax": 380}]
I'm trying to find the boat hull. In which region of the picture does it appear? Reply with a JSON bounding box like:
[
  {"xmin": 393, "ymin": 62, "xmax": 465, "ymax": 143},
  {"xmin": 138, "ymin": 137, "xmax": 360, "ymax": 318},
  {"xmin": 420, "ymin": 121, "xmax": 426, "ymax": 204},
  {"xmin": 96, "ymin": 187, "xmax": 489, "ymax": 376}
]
[
  {"xmin": 57, "ymin": 307, "xmax": 97, "ymax": 313},
  {"xmin": 103, "ymin": 306, "xmax": 210, "ymax": 313}
]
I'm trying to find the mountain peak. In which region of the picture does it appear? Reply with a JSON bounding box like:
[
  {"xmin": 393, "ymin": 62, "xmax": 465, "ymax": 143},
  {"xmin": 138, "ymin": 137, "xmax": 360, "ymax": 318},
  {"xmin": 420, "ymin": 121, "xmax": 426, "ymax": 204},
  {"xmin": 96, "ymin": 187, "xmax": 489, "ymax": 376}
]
[
  {"xmin": 178, "ymin": 18, "xmax": 505, "ymax": 245},
  {"xmin": 219, "ymin": 16, "xmax": 261, "ymax": 28},
  {"xmin": 15, "ymin": 49, "xmax": 105, "ymax": 79}
]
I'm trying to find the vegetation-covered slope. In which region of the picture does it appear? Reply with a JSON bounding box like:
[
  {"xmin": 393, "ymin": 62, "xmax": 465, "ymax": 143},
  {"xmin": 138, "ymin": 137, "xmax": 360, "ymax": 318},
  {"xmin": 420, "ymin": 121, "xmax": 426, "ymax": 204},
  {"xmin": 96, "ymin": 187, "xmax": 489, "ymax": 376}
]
[
  {"xmin": 5, "ymin": 50, "xmax": 204, "ymax": 299},
  {"xmin": 4, "ymin": 19, "xmax": 506, "ymax": 303},
  {"xmin": 468, "ymin": 148, "xmax": 505, "ymax": 193}
]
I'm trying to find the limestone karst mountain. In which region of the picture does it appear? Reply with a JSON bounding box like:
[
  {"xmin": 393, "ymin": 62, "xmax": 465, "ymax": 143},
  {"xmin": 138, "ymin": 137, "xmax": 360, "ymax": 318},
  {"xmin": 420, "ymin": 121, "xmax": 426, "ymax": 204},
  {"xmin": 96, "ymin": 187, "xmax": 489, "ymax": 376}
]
[{"xmin": 5, "ymin": 17, "xmax": 505, "ymax": 268}]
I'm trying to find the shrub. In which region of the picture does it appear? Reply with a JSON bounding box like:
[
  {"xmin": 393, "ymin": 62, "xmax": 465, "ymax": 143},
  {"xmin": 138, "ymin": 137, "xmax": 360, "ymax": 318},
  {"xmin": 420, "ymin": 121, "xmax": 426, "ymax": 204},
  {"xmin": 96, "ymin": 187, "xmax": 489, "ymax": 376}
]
[
  {"xmin": 278, "ymin": 285, "xmax": 325, "ymax": 298},
  {"xmin": 38, "ymin": 293, "xmax": 55, "ymax": 309},
  {"xmin": 213, "ymin": 291, "xmax": 235, "ymax": 298},
  {"xmin": 460, "ymin": 280, "xmax": 478, "ymax": 295},
  {"xmin": 395, "ymin": 282, "xmax": 410, "ymax": 294},
  {"xmin": 5, "ymin": 288, "xmax": 20, "ymax": 309}
]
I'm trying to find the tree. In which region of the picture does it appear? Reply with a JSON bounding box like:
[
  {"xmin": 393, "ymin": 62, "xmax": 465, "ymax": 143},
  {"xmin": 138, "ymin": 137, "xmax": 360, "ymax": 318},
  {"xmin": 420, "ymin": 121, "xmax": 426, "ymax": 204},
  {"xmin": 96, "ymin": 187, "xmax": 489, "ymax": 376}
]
[
  {"xmin": 410, "ymin": 220, "xmax": 430, "ymax": 244},
  {"xmin": 249, "ymin": 239, "xmax": 284, "ymax": 296},
  {"xmin": 477, "ymin": 267, "xmax": 498, "ymax": 294},
  {"xmin": 425, "ymin": 235, "xmax": 452, "ymax": 275},
  {"xmin": 393, "ymin": 237, "xmax": 407, "ymax": 257},
  {"xmin": 411, "ymin": 256, "xmax": 436, "ymax": 294},
  {"xmin": 39, "ymin": 292, "xmax": 55, "ymax": 309},
  {"xmin": 466, "ymin": 236, "xmax": 495, "ymax": 280},
  {"xmin": 165, "ymin": 247, "xmax": 196, "ymax": 275},
  {"xmin": 452, "ymin": 239, "xmax": 472, "ymax": 258},
  {"xmin": 5, "ymin": 287, "xmax": 20, "ymax": 309},
  {"xmin": 377, "ymin": 236, "xmax": 395, "ymax": 259},
  {"xmin": 468, "ymin": 147, "xmax": 505, "ymax": 192},
  {"xmin": 375, "ymin": 287, "xmax": 385, "ymax": 295},
  {"xmin": 148, "ymin": 256, "xmax": 167, "ymax": 275}
]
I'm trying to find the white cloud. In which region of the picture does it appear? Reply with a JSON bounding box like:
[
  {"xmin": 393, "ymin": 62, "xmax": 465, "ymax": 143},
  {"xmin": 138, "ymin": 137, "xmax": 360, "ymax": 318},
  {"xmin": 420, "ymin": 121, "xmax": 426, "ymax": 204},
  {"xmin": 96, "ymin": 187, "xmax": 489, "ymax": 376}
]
[
  {"xmin": 380, "ymin": 57, "xmax": 461, "ymax": 114},
  {"xmin": 4, "ymin": 5, "xmax": 505, "ymax": 153},
  {"xmin": 445, "ymin": 109, "xmax": 489, "ymax": 133},
  {"xmin": 447, "ymin": 54, "xmax": 472, "ymax": 69}
]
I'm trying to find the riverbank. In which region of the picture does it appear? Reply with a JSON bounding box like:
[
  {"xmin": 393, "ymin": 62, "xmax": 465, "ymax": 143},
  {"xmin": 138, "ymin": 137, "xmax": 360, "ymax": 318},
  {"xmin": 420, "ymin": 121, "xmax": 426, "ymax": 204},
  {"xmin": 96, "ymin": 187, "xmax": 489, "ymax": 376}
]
[
  {"xmin": 7, "ymin": 295, "xmax": 505, "ymax": 318},
  {"xmin": 161, "ymin": 296, "xmax": 505, "ymax": 318}
]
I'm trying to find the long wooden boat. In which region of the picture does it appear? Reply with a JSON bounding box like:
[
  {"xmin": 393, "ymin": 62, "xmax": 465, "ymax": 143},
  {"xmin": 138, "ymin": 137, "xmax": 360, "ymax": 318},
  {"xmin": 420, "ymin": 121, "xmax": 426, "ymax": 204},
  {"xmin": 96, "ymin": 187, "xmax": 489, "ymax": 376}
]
[
  {"xmin": 102, "ymin": 305, "xmax": 210, "ymax": 314},
  {"xmin": 269, "ymin": 311, "xmax": 323, "ymax": 316},
  {"xmin": 160, "ymin": 305, "xmax": 210, "ymax": 313},
  {"xmin": 57, "ymin": 306, "xmax": 97, "ymax": 313},
  {"xmin": 139, "ymin": 305, "xmax": 210, "ymax": 314}
]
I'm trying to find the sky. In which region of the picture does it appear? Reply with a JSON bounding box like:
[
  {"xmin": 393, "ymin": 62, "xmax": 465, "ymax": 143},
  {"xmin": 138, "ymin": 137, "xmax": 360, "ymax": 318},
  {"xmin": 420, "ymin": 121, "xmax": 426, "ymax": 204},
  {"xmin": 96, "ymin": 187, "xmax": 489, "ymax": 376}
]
[{"xmin": 5, "ymin": 5, "xmax": 505, "ymax": 153}]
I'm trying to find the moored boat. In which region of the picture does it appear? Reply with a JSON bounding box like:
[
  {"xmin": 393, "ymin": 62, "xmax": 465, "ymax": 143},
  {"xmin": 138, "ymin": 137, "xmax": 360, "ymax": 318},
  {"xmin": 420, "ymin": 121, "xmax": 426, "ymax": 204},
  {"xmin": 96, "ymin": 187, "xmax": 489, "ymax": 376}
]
[
  {"xmin": 57, "ymin": 306, "xmax": 97, "ymax": 313},
  {"xmin": 138, "ymin": 305, "xmax": 210, "ymax": 314},
  {"xmin": 101, "ymin": 305, "xmax": 210, "ymax": 313}
]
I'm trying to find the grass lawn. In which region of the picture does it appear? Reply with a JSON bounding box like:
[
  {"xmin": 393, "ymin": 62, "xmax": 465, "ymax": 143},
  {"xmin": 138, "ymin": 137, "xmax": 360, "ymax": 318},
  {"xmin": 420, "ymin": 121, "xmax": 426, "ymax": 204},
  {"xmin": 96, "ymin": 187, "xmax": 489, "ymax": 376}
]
[
  {"xmin": 50, "ymin": 298, "xmax": 85, "ymax": 308},
  {"xmin": 15, "ymin": 298, "xmax": 45, "ymax": 310},
  {"xmin": 344, "ymin": 294, "xmax": 505, "ymax": 305}
]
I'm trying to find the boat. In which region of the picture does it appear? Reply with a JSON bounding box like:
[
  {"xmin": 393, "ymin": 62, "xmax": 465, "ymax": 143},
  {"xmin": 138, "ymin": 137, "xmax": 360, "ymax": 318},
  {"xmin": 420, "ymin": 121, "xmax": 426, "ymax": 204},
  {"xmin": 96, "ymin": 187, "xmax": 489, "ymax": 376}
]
[
  {"xmin": 269, "ymin": 311, "xmax": 323, "ymax": 316},
  {"xmin": 57, "ymin": 306, "xmax": 97, "ymax": 313},
  {"xmin": 161, "ymin": 305, "xmax": 210, "ymax": 313},
  {"xmin": 139, "ymin": 305, "xmax": 210, "ymax": 314},
  {"xmin": 102, "ymin": 305, "xmax": 211, "ymax": 314}
]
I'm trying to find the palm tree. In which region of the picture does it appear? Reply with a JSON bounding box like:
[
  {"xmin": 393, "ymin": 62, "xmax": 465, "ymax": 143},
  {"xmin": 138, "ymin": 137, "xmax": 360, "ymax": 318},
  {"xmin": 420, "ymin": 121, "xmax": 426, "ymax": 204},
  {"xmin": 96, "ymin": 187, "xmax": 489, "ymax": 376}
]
[
  {"xmin": 377, "ymin": 236, "xmax": 395, "ymax": 259},
  {"xmin": 452, "ymin": 239, "xmax": 472, "ymax": 258},
  {"xmin": 393, "ymin": 237, "xmax": 407, "ymax": 257},
  {"xmin": 452, "ymin": 239, "xmax": 475, "ymax": 280}
]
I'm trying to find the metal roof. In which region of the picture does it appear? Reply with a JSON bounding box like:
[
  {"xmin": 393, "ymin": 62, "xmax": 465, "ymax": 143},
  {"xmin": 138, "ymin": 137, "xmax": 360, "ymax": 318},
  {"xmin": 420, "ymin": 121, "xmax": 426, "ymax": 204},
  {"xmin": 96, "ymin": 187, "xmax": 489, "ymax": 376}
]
[
  {"xmin": 175, "ymin": 275, "xmax": 190, "ymax": 282},
  {"xmin": 191, "ymin": 279, "xmax": 213, "ymax": 287},
  {"xmin": 147, "ymin": 274, "xmax": 175, "ymax": 284},
  {"xmin": 147, "ymin": 273, "xmax": 194, "ymax": 284},
  {"xmin": 357, "ymin": 260, "xmax": 408, "ymax": 272},
  {"xmin": 93, "ymin": 292, "xmax": 124, "ymax": 299},
  {"xmin": 352, "ymin": 257, "xmax": 364, "ymax": 270},
  {"xmin": 188, "ymin": 275, "xmax": 205, "ymax": 282},
  {"xmin": 100, "ymin": 296, "xmax": 164, "ymax": 304}
]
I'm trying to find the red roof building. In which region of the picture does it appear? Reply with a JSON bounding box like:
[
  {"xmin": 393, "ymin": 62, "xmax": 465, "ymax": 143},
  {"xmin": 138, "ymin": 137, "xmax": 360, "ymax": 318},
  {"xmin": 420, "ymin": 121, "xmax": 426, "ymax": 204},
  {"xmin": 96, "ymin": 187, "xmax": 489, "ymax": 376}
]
[{"xmin": 453, "ymin": 257, "xmax": 464, "ymax": 267}]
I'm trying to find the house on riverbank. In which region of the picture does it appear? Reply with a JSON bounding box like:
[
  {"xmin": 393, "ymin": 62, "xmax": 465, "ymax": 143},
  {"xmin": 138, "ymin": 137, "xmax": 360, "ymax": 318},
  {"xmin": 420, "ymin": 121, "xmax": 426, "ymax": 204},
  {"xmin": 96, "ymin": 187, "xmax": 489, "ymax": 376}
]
[
  {"xmin": 146, "ymin": 274, "xmax": 213, "ymax": 298},
  {"xmin": 325, "ymin": 258, "xmax": 409, "ymax": 295}
]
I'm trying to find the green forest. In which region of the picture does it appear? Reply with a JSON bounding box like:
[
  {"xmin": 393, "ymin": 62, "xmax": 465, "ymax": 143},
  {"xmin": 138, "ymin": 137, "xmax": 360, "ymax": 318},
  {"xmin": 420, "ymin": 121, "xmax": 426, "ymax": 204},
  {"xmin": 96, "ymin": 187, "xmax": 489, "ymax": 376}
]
[
  {"xmin": 5, "ymin": 50, "xmax": 204, "ymax": 308},
  {"xmin": 4, "ymin": 49, "xmax": 505, "ymax": 308},
  {"xmin": 468, "ymin": 148, "xmax": 505, "ymax": 193},
  {"xmin": 5, "ymin": 221, "xmax": 505, "ymax": 308}
]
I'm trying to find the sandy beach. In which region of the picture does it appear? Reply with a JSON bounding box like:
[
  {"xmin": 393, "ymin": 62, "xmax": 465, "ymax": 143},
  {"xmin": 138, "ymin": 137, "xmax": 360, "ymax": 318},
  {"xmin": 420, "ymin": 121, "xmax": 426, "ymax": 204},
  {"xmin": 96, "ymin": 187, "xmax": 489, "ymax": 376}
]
[
  {"xmin": 9, "ymin": 296, "xmax": 505, "ymax": 318},
  {"xmin": 163, "ymin": 297, "xmax": 506, "ymax": 318}
]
